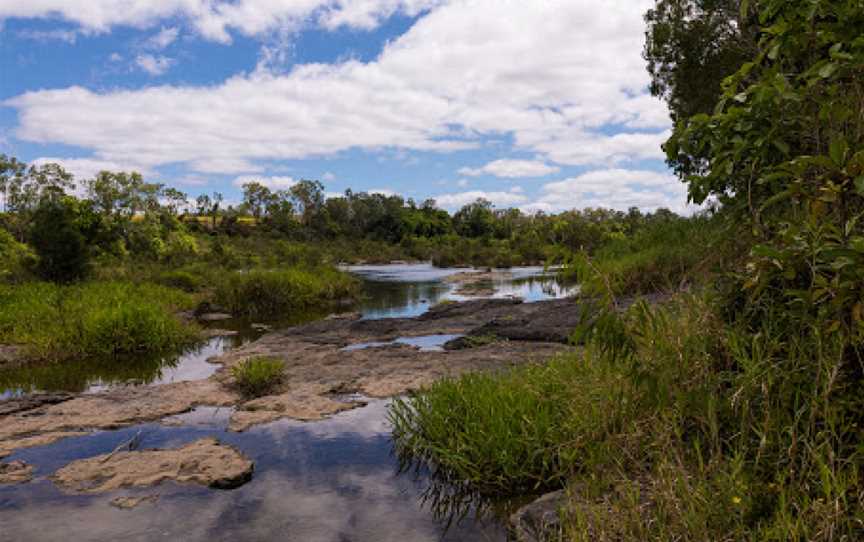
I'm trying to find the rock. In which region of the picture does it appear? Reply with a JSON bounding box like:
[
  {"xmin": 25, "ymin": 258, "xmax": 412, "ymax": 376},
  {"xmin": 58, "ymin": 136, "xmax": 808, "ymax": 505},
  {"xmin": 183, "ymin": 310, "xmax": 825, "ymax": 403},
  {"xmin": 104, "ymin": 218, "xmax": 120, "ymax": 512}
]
[
  {"xmin": 110, "ymin": 495, "xmax": 160, "ymax": 509},
  {"xmin": 250, "ymin": 323, "xmax": 272, "ymax": 331},
  {"xmin": 326, "ymin": 312, "xmax": 361, "ymax": 321},
  {"xmin": 198, "ymin": 312, "xmax": 233, "ymax": 322},
  {"xmin": 0, "ymin": 380, "xmax": 239, "ymax": 458},
  {"xmin": 0, "ymin": 393, "xmax": 75, "ymax": 416},
  {"xmin": 509, "ymin": 490, "xmax": 568, "ymax": 542},
  {"xmin": 0, "ymin": 460, "xmax": 34, "ymax": 484},
  {"xmin": 52, "ymin": 438, "xmax": 254, "ymax": 493},
  {"xmin": 194, "ymin": 302, "xmax": 230, "ymax": 317}
]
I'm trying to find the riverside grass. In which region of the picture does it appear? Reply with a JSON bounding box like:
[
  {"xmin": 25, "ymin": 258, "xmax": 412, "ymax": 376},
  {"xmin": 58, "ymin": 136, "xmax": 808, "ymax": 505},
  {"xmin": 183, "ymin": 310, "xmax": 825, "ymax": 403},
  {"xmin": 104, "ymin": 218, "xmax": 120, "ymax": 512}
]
[
  {"xmin": 390, "ymin": 214, "xmax": 864, "ymax": 539},
  {"xmin": 0, "ymin": 281, "xmax": 199, "ymax": 360},
  {"xmin": 214, "ymin": 267, "xmax": 358, "ymax": 319}
]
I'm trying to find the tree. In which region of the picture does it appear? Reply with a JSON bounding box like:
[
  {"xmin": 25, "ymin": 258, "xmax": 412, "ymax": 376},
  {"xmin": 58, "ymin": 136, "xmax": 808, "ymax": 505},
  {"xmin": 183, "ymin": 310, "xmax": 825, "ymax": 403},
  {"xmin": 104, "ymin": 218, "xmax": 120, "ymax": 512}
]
[
  {"xmin": 453, "ymin": 199, "xmax": 495, "ymax": 238},
  {"xmin": 0, "ymin": 154, "xmax": 26, "ymax": 213},
  {"xmin": 644, "ymin": 0, "xmax": 757, "ymax": 123},
  {"xmin": 242, "ymin": 182, "xmax": 274, "ymax": 221},
  {"xmin": 290, "ymin": 180, "xmax": 324, "ymax": 228},
  {"xmin": 162, "ymin": 187, "xmax": 189, "ymax": 216},
  {"xmin": 29, "ymin": 198, "xmax": 89, "ymax": 282}
]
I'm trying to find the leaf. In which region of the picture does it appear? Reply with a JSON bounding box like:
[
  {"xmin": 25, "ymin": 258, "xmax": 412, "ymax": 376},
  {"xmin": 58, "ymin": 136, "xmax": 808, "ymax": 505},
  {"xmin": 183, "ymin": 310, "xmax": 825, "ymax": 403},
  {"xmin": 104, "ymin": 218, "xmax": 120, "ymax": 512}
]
[
  {"xmin": 855, "ymin": 176, "xmax": 864, "ymax": 196},
  {"xmin": 773, "ymin": 140, "xmax": 790, "ymax": 155},
  {"xmin": 830, "ymin": 138, "xmax": 849, "ymax": 166},
  {"xmin": 819, "ymin": 63, "xmax": 838, "ymax": 78}
]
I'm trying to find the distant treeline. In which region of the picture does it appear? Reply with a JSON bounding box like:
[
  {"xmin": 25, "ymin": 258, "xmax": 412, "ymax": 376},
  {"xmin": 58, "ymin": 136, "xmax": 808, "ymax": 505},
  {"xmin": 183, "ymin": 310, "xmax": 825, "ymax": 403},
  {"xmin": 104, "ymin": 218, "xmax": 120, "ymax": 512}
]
[{"xmin": 0, "ymin": 154, "xmax": 687, "ymax": 279}]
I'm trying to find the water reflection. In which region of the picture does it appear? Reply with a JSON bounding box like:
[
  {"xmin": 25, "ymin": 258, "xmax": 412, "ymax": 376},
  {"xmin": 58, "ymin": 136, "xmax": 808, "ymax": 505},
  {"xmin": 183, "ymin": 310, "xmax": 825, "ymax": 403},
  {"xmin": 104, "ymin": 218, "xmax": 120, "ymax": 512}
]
[
  {"xmin": 0, "ymin": 312, "xmax": 320, "ymax": 398},
  {"xmin": 341, "ymin": 335, "xmax": 462, "ymax": 353},
  {"xmin": 0, "ymin": 401, "xmax": 507, "ymax": 542},
  {"xmin": 351, "ymin": 264, "xmax": 575, "ymax": 321}
]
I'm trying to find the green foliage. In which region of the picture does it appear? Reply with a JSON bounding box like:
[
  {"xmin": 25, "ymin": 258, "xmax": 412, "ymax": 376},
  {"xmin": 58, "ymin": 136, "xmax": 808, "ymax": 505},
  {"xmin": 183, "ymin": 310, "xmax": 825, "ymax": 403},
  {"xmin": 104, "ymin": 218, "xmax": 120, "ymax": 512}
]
[
  {"xmin": 0, "ymin": 227, "xmax": 35, "ymax": 283},
  {"xmin": 29, "ymin": 198, "xmax": 90, "ymax": 282},
  {"xmin": 214, "ymin": 267, "xmax": 358, "ymax": 319},
  {"xmin": 0, "ymin": 281, "xmax": 199, "ymax": 360},
  {"xmin": 231, "ymin": 356, "xmax": 285, "ymax": 398},
  {"xmin": 562, "ymin": 211, "xmax": 729, "ymax": 297},
  {"xmin": 644, "ymin": 0, "xmax": 757, "ymax": 122}
]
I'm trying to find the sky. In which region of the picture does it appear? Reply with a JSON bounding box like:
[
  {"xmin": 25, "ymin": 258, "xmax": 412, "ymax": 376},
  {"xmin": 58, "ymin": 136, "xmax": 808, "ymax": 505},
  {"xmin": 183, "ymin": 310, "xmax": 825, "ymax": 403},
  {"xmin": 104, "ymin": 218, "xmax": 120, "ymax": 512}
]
[{"xmin": 0, "ymin": 0, "xmax": 691, "ymax": 214}]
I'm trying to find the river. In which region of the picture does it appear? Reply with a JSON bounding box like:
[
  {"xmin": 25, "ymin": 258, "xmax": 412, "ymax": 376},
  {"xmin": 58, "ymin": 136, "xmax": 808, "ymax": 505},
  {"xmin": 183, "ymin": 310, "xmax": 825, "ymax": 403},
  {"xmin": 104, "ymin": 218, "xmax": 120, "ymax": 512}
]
[{"xmin": 0, "ymin": 265, "xmax": 575, "ymax": 542}]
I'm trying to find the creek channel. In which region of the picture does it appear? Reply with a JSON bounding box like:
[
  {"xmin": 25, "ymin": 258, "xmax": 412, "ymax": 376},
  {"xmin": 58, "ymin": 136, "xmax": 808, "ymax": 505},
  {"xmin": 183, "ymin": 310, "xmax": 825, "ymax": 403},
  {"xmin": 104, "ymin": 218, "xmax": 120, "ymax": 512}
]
[{"xmin": 0, "ymin": 264, "xmax": 575, "ymax": 541}]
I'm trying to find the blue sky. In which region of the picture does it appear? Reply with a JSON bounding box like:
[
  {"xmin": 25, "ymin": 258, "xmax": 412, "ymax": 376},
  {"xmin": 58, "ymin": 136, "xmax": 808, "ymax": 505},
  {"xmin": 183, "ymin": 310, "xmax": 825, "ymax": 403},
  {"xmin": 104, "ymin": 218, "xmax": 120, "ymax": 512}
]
[{"xmin": 0, "ymin": 1, "xmax": 689, "ymax": 213}]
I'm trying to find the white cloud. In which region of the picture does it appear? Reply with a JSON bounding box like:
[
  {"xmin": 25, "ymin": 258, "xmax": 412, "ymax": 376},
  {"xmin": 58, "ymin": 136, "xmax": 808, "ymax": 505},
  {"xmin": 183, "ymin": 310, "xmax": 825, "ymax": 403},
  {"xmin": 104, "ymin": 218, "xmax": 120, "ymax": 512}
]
[
  {"xmin": 458, "ymin": 159, "xmax": 560, "ymax": 178},
  {"xmin": 456, "ymin": 178, "xmax": 468, "ymax": 187},
  {"xmin": 0, "ymin": 1, "xmax": 443, "ymax": 42},
  {"xmin": 232, "ymin": 175, "xmax": 297, "ymax": 189},
  {"xmin": 433, "ymin": 189, "xmax": 528, "ymax": 209},
  {"xmin": 108, "ymin": 52, "xmax": 123, "ymax": 62},
  {"xmin": 17, "ymin": 29, "xmax": 78, "ymax": 43},
  {"xmin": 145, "ymin": 26, "xmax": 179, "ymax": 49},
  {"xmin": 322, "ymin": 171, "xmax": 336, "ymax": 181},
  {"xmin": 523, "ymin": 169, "xmax": 691, "ymax": 214},
  {"xmin": 32, "ymin": 157, "xmax": 151, "ymax": 180},
  {"xmin": 135, "ymin": 54, "xmax": 174, "ymax": 75},
  {"xmin": 7, "ymin": 0, "xmax": 670, "ymax": 176}
]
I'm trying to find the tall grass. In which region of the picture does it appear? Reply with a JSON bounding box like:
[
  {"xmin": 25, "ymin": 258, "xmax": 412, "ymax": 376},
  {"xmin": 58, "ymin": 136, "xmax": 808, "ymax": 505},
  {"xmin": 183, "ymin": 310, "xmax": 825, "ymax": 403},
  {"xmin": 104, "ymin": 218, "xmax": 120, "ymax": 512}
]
[
  {"xmin": 214, "ymin": 267, "xmax": 358, "ymax": 319},
  {"xmin": 0, "ymin": 281, "xmax": 199, "ymax": 360},
  {"xmin": 561, "ymin": 212, "xmax": 734, "ymax": 296}
]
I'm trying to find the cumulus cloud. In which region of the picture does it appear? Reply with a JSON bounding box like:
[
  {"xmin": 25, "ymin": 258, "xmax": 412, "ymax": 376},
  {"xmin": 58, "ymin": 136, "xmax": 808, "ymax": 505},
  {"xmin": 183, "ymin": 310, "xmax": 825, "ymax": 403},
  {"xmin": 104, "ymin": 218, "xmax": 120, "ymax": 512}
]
[
  {"xmin": 17, "ymin": 29, "xmax": 78, "ymax": 43},
  {"xmin": 458, "ymin": 159, "xmax": 560, "ymax": 178},
  {"xmin": 434, "ymin": 188, "xmax": 528, "ymax": 209},
  {"xmin": 6, "ymin": 0, "xmax": 670, "ymax": 179},
  {"xmin": 523, "ymin": 169, "xmax": 692, "ymax": 214},
  {"xmin": 145, "ymin": 26, "xmax": 179, "ymax": 49},
  {"xmin": 0, "ymin": 1, "xmax": 443, "ymax": 42},
  {"xmin": 135, "ymin": 54, "xmax": 174, "ymax": 75},
  {"xmin": 32, "ymin": 157, "xmax": 151, "ymax": 180}
]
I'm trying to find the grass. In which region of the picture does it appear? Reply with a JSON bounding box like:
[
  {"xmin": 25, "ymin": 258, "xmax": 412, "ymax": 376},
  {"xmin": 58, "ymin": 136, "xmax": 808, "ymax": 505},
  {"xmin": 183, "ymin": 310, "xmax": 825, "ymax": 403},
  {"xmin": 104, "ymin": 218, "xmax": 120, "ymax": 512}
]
[
  {"xmin": 561, "ymin": 212, "xmax": 735, "ymax": 297},
  {"xmin": 0, "ymin": 281, "xmax": 200, "ymax": 360},
  {"xmin": 391, "ymin": 212, "xmax": 864, "ymax": 539},
  {"xmin": 214, "ymin": 267, "xmax": 358, "ymax": 319},
  {"xmin": 231, "ymin": 356, "xmax": 285, "ymax": 397}
]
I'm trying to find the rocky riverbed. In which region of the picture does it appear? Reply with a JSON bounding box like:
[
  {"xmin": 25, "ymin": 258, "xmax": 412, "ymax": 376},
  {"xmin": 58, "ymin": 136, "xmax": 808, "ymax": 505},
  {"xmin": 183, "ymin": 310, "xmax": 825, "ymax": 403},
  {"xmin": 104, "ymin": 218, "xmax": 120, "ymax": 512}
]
[{"xmin": 0, "ymin": 296, "xmax": 583, "ymax": 492}]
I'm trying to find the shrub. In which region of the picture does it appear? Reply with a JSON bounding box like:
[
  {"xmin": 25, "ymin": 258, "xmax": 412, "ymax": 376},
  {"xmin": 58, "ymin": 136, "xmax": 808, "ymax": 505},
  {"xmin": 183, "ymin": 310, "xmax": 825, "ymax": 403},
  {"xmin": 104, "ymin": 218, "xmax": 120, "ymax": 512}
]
[
  {"xmin": 0, "ymin": 281, "xmax": 199, "ymax": 360},
  {"xmin": 0, "ymin": 228, "xmax": 35, "ymax": 283},
  {"xmin": 231, "ymin": 357, "xmax": 284, "ymax": 397}
]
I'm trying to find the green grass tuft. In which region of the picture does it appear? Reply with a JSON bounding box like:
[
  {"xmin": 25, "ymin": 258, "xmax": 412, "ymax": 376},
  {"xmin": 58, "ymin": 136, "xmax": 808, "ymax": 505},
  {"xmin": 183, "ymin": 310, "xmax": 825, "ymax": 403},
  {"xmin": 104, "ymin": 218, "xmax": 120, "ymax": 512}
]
[{"xmin": 231, "ymin": 356, "xmax": 285, "ymax": 397}]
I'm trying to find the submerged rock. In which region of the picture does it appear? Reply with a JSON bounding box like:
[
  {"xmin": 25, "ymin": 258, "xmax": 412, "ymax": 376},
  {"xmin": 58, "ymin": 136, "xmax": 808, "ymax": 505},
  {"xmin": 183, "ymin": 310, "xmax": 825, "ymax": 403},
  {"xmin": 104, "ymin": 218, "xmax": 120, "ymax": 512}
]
[
  {"xmin": 52, "ymin": 437, "xmax": 253, "ymax": 493},
  {"xmin": 0, "ymin": 460, "xmax": 34, "ymax": 484},
  {"xmin": 110, "ymin": 495, "xmax": 160, "ymax": 509},
  {"xmin": 509, "ymin": 490, "xmax": 568, "ymax": 542}
]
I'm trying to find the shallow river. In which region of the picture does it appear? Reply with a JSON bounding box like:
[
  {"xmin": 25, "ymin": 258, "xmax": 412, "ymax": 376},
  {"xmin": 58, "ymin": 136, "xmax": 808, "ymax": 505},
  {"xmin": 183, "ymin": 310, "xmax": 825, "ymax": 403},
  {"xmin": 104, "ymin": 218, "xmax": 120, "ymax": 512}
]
[{"xmin": 0, "ymin": 265, "xmax": 574, "ymax": 542}]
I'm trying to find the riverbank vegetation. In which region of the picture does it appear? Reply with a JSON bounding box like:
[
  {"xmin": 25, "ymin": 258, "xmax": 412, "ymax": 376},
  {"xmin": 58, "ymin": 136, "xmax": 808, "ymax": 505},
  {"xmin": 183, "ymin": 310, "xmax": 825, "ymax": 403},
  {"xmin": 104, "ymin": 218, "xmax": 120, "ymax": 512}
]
[
  {"xmin": 0, "ymin": 281, "xmax": 198, "ymax": 360},
  {"xmin": 391, "ymin": 1, "xmax": 864, "ymax": 539}
]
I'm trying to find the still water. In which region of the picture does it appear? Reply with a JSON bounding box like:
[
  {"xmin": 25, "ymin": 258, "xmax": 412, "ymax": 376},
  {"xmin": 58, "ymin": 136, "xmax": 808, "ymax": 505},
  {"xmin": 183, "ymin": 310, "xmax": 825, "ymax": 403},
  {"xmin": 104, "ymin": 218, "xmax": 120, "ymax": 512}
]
[{"xmin": 0, "ymin": 265, "xmax": 573, "ymax": 541}]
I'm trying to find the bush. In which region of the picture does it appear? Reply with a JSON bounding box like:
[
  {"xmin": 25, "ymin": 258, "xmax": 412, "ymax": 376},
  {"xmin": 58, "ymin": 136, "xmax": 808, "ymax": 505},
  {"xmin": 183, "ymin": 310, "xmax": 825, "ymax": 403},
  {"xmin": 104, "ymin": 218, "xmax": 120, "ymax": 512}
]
[
  {"xmin": 231, "ymin": 357, "xmax": 284, "ymax": 397},
  {"xmin": 214, "ymin": 267, "xmax": 358, "ymax": 319},
  {"xmin": 0, "ymin": 281, "xmax": 199, "ymax": 360}
]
